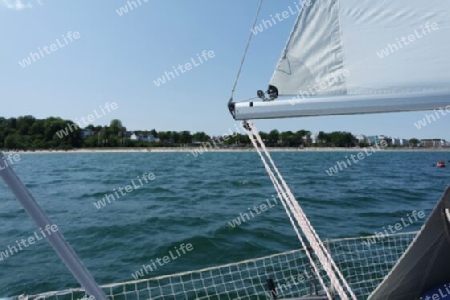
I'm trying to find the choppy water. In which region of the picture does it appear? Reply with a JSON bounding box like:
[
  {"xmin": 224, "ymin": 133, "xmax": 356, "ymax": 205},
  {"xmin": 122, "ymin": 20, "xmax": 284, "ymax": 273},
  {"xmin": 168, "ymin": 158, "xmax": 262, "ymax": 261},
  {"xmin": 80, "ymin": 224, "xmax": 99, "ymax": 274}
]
[{"xmin": 0, "ymin": 151, "xmax": 448, "ymax": 297}]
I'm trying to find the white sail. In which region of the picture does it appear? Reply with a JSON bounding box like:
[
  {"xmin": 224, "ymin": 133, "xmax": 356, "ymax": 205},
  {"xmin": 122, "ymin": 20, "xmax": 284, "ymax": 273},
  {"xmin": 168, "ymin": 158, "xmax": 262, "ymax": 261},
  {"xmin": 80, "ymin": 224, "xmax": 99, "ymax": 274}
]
[
  {"xmin": 270, "ymin": 0, "xmax": 346, "ymax": 97},
  {"xmin": 229, "ymin": 0, "xmax": 450, "ymax": 120}
]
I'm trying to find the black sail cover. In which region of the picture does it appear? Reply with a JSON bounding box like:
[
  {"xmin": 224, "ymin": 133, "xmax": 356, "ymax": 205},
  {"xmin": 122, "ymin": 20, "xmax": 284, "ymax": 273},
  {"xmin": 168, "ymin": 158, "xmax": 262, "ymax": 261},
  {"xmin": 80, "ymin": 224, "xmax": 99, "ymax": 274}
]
[{"xmin": 368, "ymin": 186, "xmax": 450, "ymax": 300}]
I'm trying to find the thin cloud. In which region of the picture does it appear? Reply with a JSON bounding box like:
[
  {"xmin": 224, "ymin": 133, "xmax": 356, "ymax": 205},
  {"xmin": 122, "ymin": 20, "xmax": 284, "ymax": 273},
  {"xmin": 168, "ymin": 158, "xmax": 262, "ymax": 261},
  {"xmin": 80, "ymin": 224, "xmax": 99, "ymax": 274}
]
[{"xmin": 1, "ymin": 0, "xmax": 43, "ymax": 10}]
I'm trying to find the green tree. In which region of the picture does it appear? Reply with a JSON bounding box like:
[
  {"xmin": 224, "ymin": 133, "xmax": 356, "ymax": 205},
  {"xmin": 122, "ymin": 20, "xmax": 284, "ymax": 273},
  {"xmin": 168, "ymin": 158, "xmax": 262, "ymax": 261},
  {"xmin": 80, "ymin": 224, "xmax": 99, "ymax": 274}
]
[
  {"xmin": 317, "ymin": 131, "xmax": 327, "ymax": 145},
  {"xmin": 158, "ymin": 131, "xmax": 171, "ymax": 143},
  {"xmin": 192, "ymin": 132, "xmax": 210, "ymax": 142},
  {"xmin": 149, "ymin": 129, "xmax": 158, "ymax": 137},
  {"xmin": 17, "ymin": 115, "xmax": 36, "ymax": 135},
  {"xmin": 259, "ymin": 131, "xmax": 267, "ymax": 139},
  {"xmin": 279, "ymin": 131, "xmax": 292, "ymax": 146},
  {"xmin": 4, "ymin": 134, "xmax": 23, "ymax": 150},
  {"xmin": 109, "ymin": 119, "xmax": 124, "ymax": 136},
  {"xmin": 30, "ymin": 120, "xmax": 45, "ymax": 136},
  {"xmin": 268, "ymin": 130, "xmax": 279, "ymax": 147},
  {"xmin": 170, "ymin": 131, "xmax": 180, "ymax": 144},
  {"xmin": 327, "ymin": 131, "xmax": 355, "ymax": 147},
  {"xmin": 409, "ymin": 138, "xmax": 420, "ymax": 147},
  {"xmin": 6, "ymin": 118, "xmax": 17, "ymax": 130},
  {"xmin": 179, "ymin": 131, "xmax": 192, "ymax": 144}
]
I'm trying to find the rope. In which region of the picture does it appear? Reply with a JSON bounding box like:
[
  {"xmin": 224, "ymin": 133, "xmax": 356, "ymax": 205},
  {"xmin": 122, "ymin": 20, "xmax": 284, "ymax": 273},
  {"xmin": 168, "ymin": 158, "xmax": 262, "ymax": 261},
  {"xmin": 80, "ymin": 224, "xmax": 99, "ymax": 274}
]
[
  {"xmin": 243, "ymin": 121, "xmax": 357, "ymax": 300},
  {"xmin": 245, "ymin": 125, "xmax": 334, "ymax": 298},
  {"xmin": 249, "ymin": 122, "xmax": 357, "ymax": 299},
  {"xmin": 229, "ymin": 0, "xmax": 264, "ymax": 102},
  {"xmin": 246, "ymin": 131, "xmax": 332, "ymax": 299}
]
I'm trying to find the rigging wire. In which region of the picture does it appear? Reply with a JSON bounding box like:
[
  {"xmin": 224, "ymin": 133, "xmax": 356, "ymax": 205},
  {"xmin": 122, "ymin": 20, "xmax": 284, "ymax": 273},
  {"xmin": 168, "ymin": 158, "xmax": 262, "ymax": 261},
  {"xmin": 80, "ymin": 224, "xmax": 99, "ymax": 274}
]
[
  {"xmin": 246, "ymin": 130, "xmax": 332, "ymax": 299},
  {"xmin": 229, "ymin": 2, "xmax": 357, "ymax": 298},
  {"xmin": 229, "ymin": 0, "xmax": 264, "ymax": 103},
  {"xmin": 244, "ymin": 121, "xmax": 358, "ymax": 300},
  {"xmin": 250, "ymin": 122, "xmax": 357, "ymax": 300}
]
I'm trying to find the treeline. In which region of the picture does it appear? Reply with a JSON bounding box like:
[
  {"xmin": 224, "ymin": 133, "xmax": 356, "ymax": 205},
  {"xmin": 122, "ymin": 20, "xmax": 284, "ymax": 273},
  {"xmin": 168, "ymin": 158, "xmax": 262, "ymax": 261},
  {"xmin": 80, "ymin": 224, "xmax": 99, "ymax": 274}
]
[
  {"xmin": 0, "ymin": 116, "xmax": 82, "ymax": 150},
  {"xmin": 0, "ymin": 116, "xmax": 219, "ymax": 150},
  {"xmin": 0, "ymin": 115, "xmax": 380, "ymax": 150}
]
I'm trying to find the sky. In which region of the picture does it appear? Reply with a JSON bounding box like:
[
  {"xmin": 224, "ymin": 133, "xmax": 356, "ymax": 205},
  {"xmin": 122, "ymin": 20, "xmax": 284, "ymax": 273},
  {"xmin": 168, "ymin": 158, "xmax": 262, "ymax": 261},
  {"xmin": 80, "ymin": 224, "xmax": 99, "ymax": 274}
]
[{"xmin": 1, "ymin": 0, "xmax": 449, "ymax": 140}]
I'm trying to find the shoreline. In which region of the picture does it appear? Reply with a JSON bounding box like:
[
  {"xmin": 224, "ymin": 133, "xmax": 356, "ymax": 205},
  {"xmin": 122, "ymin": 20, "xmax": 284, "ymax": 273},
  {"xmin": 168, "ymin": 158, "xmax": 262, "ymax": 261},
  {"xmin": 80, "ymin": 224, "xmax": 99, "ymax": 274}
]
[{"xmin": 2, "ymin": 147, "xmax": 450, "ymax": 154}]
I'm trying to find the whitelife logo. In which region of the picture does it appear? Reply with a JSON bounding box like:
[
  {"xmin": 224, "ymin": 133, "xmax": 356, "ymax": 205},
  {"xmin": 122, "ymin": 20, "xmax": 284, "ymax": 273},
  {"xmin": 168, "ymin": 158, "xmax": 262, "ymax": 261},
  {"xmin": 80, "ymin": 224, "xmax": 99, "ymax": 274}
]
[
  {"xmin": 18, "ymin": 31, "xmax": 81, "ymax": 68},
  {"xmin": 153, "ymin": 50, "xmax": 215, "ymax": 87},
  {"xmin": 93, "ymin": 172, "xmax": 155, "ymax": 209},
  {"xmin": 55, "ymin": 102, "xmax": 119, "ymax": 139},
  {"xmin": 0, "ymin": 225, "xmax": 59, "ymax": 262},
  {"xmin": 376, "ymin": 22, "xmax": 439, "ymax": 58},
  {"xmin": 131, "ymin": 243, "xmax": 193, "ymax": 280},
  {"xmin": 362, "ymin": 210, "xmax": 426, "ymax": 248}
]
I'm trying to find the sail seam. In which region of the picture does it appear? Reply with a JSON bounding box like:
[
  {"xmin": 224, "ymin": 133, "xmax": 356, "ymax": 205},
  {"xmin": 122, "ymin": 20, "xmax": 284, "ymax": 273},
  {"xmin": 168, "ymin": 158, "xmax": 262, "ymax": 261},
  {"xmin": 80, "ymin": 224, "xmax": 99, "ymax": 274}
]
[
  {"xmin": 268, "ymin": 0, "xmax": 304, "ymax": 84},
  {"xmin": 334, "ymin": 0, "xmax": 348, "ymax": 95}
]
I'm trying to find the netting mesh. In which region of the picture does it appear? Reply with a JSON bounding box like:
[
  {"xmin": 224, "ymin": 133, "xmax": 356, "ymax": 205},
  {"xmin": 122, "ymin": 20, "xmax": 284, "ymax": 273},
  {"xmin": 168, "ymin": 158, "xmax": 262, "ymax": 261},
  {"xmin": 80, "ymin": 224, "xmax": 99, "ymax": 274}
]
[{"xmin": 15, "ymin": 231, "xmax": 417, "ymax": 300}]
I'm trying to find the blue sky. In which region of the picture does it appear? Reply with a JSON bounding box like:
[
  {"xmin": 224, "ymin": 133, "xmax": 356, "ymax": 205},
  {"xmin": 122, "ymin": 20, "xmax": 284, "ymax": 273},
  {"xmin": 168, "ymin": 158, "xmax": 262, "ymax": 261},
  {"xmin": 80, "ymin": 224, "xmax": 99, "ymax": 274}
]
[{"xmin": 1, "ymin": 0, "xmax": 449, "ymax": 140}]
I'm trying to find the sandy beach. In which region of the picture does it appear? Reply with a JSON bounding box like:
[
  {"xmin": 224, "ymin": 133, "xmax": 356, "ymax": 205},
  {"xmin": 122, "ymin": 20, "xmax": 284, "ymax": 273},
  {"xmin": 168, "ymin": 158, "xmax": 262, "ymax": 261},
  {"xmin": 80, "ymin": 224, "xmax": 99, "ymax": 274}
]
[{"xmin": 3, "ymin": 147, "xmax": 450, "ymax": 154}]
